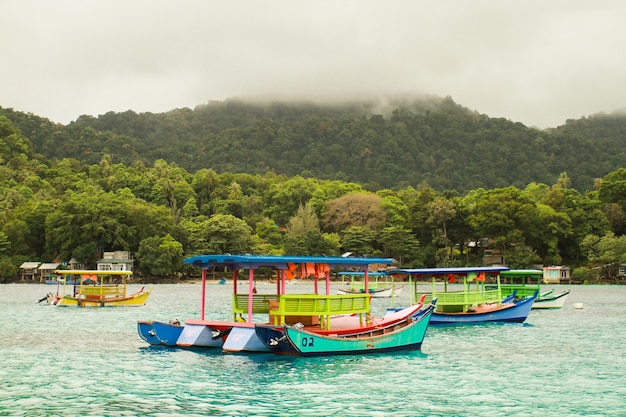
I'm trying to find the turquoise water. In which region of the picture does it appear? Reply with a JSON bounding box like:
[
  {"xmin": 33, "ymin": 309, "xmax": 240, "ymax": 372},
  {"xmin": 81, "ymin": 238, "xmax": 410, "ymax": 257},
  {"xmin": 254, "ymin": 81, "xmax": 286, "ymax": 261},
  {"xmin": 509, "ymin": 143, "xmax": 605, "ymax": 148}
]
[{"xmin": 1, "ymin": 283, "xmax": 624, "ymax": 416}]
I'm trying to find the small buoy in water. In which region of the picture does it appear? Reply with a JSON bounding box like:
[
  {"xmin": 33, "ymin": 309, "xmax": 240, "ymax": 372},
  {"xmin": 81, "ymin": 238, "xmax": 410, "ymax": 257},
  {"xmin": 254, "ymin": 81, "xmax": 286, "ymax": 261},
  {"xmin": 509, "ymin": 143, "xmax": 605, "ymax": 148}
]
[{"xmin": 573, "ymin": 302, "xmax": 584, "ymax": 309}]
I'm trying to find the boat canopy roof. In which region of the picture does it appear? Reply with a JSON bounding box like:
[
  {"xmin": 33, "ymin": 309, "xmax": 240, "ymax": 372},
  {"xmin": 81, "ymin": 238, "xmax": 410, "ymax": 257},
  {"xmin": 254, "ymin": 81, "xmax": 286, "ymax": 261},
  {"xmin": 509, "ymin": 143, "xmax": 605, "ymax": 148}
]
[
  {"xmin": 500, "ymin": 269, "xmax": 543, "ymax": 276},
  {"xmin": 184, "ymin": 254, "xmax": 394, "ymax": 271},
  {"xmin": 389, "ymin": 266, "xmax": 510, "ymax": 276},
  {"xmin": 338, "ymin": 271, "xmax": 389, "ymax": 276}
]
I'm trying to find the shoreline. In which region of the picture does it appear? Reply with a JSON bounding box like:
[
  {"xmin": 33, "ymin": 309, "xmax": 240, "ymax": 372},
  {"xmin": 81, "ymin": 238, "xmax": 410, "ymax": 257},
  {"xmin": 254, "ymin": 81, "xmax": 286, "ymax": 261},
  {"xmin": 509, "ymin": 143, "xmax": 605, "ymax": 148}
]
[{"xmin": 6, "ymin": 279, "xmax": 623, "ymax": 285}]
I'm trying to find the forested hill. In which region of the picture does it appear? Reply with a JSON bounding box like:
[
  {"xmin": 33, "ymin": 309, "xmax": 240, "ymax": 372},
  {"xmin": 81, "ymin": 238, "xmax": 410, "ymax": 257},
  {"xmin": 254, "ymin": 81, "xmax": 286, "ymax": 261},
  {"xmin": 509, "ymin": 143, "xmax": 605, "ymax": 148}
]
[{"xmin": 2, "ymin": 97, "xmax": 626, "ymax": 193}]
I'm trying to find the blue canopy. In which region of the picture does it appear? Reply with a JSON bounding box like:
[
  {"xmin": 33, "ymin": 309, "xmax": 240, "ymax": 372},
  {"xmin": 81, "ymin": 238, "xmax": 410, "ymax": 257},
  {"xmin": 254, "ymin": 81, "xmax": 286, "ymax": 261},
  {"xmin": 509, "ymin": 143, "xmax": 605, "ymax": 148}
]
[
  {"xmin": 184, "ymin": 254, "xmax": 394, "ymax": 271},
  {"xmin": 389, "ymin": 266, "xmax": 510, "ymax": 276}
]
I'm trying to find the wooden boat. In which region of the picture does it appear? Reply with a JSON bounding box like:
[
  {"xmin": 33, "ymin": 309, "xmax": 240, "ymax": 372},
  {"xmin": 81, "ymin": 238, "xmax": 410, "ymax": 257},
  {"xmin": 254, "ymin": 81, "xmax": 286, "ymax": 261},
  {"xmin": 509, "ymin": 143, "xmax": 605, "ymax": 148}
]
[
  {"xmin": 256, "ymin": 296, "xmax": 428, "ymax": 354},
  {"xmin": 498, "ymin": 269, "xmax": 570, "ymax": 309},
  {"xmin": 276, "ymin": 303, "xmax": 435, "ymax": 356},
  {"xmin": 49, "ymin": 270, "xmax": 151, "ymax": 307},
  {"xmin": 137, "ymin": 320, "xmax": 184, "ymax": 346},
  {"xmin": 531, "ymin": 289, "xmax": 569, "ymax": 309},
  {"xmin": 389, "ymin": 266, "xmax": 536, "ymax": 324},
  {"xmin": 336, "ymin": 271, "xmax": 404, "ymax": 298},
  {"xmin": 137, "ymin": 254, "xmax": 395, "ymax": 352}
]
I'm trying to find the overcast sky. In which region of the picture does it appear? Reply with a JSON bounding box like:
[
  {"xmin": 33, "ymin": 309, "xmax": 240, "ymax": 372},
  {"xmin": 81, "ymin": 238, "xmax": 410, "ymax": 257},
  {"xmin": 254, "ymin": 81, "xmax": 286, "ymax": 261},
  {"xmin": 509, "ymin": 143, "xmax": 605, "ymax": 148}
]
[{"xmin": 2, "ymin": 1, "xmax": 625, "ymax": 128}]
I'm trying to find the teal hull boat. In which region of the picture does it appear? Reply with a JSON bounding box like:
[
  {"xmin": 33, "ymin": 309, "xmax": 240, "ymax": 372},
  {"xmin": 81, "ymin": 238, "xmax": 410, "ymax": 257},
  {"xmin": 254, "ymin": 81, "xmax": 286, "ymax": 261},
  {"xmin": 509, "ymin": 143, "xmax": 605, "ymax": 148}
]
[{"xmin": 281, "ymin": 304, "xmax": 434, "ymax": 356}]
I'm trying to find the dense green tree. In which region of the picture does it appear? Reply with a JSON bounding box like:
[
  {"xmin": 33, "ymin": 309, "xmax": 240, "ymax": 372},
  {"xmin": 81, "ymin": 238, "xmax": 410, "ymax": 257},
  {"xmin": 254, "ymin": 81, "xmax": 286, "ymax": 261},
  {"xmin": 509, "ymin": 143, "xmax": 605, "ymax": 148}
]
[
  {"xmin": 377, "ymin": 191, "xmax": 409, "ymax": 228},
  {"xmin": 264, "ymin": 176, "xmax": 319, "ymax": 226},
  {"xmin": 136, "ymin": 234, "xmax": 184, "ymax": 277},
  {"xmin": 7, "ymin": 99, "xmax": 626, "ymax": 279},
  {"xmin": 201, "ymin": 214, "xmax": 255, "ymax": 254},
  {"xmin": 191, "ymin": 168, "xmax": 221, "ymax": 216},
  {"xmin": 379, "ymin": 226, "xmax": 422, "ymax": 266},
  {"xmin": 0, "ymin": 231, "xmax": 10, "ymax": 255},
  {"xmin": 0, "ymin": 116, "xmax": 33, "ymax": 163},
  {"xmin": 283, "ymin": 231, "xmax": 340, "ymax": 256},
  {"xmin": 404, "ymin": 186, "xmax": 438, "ymax": 265},
  {"xmin": 255, "ymin": 218, "xmax": 283, "ymax": 249},
  {"xmin": 286, "ymin": 202, "xmax": 320, "ymax": 236},
  {"xmin": 580, "ymin": 232, "xmax": 626, "ymax": 280},
  {"xmin": 283, "ymin": 201, "xmax": 340, "ymax": 256},
  {"xmin": 426, "ymin": 197, "xmax": 456, "ymax": 263},
  {"xmin": 0, "ymin": 257, "xmax": 18, "ymax": 283},
  {"xmin": 322, "ymin": 193, "xmax": 386, "ymax": 233},
  {"xmin": 340, "ymin": 226, "xmax": 378, "ymax": 256},
  {"xmin": 504, "ymin": 246, "xmax": 541, "ymax": 269}
]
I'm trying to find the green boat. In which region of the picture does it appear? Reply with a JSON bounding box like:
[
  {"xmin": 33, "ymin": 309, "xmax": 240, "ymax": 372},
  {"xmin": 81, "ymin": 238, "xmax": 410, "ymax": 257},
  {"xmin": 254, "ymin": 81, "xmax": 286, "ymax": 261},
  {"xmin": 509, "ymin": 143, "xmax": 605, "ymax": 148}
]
[
  {"xmin": 499, "ymin": 269, "xmax": 570, "ymax": 309},
  {"xmin": 281, "ymin": 303, "xmax": 435, "ymax": 356}
]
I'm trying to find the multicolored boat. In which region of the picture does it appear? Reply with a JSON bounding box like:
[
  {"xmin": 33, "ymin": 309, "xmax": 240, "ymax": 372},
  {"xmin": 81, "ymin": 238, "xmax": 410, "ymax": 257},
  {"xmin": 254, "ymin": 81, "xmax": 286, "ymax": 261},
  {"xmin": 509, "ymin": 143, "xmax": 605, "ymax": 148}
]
[
  {"xmin": 48, "ymin": 270, "xmax": 151, "ymax": 307},
  {"xmin": 276, "ymin": 303, "xmax": 435, "ymax": 356},
  {"xmin": 336, "ymin": 272, "xmax": 404, "ymax": 298},
  {"xmin": 137, "ymin": 254, "xmax": 395, "ymax": 352},
  {"xmin": 255, "ymin": 298, "xmax": 429, "ymax": 355},
  {"xmin": 499, "ymin": 269, "xmax": 570, "ymax": 309},
  {"xmin": 389, "ymin": 266, "xmax": 536, "ymax": 324}
]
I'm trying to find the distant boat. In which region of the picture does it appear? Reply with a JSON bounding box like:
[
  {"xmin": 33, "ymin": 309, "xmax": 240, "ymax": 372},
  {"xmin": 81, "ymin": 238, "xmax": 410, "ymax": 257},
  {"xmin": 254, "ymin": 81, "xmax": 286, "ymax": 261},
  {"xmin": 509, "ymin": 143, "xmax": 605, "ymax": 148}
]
[
  {"xmin": 336, "ymin": 285, "xmax": 404, "ymax": 298},
  {"xmin": 46, "ymin": 270, "xmax": 151, "ymax": 307},
  {"xmin": 389, "ymin": 266, "xmax": 536, "ymax": 324},
  {"xmin": 499, "ymin": 269, "xmax": 570, "ymax": 309},
  {"xmin": 336, "ymin": 271, "xmax": 404, "ymax": 298},
  {"xmin": 531, "ymin": 289, "xmax": 570, "ymax": 309}
]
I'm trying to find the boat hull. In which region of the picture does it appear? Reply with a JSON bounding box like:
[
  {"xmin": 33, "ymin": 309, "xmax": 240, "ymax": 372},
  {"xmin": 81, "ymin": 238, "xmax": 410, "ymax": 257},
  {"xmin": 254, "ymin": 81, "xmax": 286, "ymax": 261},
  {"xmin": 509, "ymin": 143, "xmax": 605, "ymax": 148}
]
[
  {"xmin": 256, "ymin": 304, "xmax": 426, "ymax": 354},
  {"xmin": 222, "ymin": 326, "xmax": 269, "ymax": 352},
  {"xmin": 255, "ymin": 325, "xmax": 298, "ymax": 354},
  {"xmin": 282, "ymin": 305, "xmax": 434, "ymax": 357},
  {"xmin": 176, "ymin": 322, "xmax": 227, "ymax": 348},
  {"xmin": 532, "ymin": 290, "xmax": 570, "ymax": 309},
  {"xmin": 137, "ymin": 320, "xmax": 162, "ymax": 345},
  {"xmin": 429, "ymin": 295, "xmax": 536, "ymax": 324},
  {"xmin": 55, "ymin": 289, "xmax": 151, "ymax": 307},
  {"xmin": 152, "ymin": 321, "xmax": 184, "ymax": 346}
]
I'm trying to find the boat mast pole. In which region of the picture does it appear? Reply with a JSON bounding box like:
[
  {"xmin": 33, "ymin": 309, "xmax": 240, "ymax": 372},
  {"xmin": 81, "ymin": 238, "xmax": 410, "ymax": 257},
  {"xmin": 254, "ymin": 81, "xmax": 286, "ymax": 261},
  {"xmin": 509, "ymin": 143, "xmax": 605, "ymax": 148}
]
[
  {"xmin": 201, "ymin": 268, "xmax": 206, "ymax": 320},
  {"xmin": 325, "ymin": 271, "xmax": 330, "ymax": 295},
  {"xmin": 364, "ymin": 269, "xmax": 369, "ymax": 293},
  {"xmin": 247, "ymin": 268, "xmax": 254, "ymax": 322},
  {"xmin": 281, "ymin": 269, "xmax": 286, "ymax": 294}
]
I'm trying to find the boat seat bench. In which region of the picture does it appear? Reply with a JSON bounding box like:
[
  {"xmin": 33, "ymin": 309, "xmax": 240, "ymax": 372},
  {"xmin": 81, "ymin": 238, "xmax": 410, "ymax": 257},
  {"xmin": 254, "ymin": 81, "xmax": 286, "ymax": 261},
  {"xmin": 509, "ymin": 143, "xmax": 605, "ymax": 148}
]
[
  {"xmin": 429, "ymin": 289, "xmax": 502, "ymax": 312},
  {"xmin": 79, "ymin": 286, "xmax": 125, "ymax": 296},
  {"xmin": 269, "ymin": 293, "xmax": 370, "ymax": 329},
  {"xmin": 232, "ymin": 294, "xmax": 280, "ymax": 319}
]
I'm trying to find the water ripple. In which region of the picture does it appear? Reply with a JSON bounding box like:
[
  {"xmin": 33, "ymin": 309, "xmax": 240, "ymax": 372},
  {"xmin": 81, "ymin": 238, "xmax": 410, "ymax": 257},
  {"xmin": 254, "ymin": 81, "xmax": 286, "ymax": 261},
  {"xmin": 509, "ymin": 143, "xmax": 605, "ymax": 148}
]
[{"xmin": 1, "ymin": 284, "xmax": 625, "ymax": 416}]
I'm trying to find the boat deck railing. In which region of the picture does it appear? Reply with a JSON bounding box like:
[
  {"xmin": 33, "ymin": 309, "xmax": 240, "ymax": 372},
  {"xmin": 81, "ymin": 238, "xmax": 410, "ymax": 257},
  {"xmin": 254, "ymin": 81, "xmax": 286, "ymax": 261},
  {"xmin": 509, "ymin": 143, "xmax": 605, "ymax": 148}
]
[
  {"xmin": 80, "ymin": 285, "xmax": 125, "ymax": 296},
  {"xmin": 269, "ymin": 293, "xmax": 370, "ymax": 329},
  {"xmin": 432, "ymin": 289, "xmax": 502, "ymax": 312},
  {"xmin": 498, "ymin": 284, "xmax": 540, "ymax": 298},
  {"xmin": 232, "ymin": 293, "xmax": 280, "ymax": 320}
]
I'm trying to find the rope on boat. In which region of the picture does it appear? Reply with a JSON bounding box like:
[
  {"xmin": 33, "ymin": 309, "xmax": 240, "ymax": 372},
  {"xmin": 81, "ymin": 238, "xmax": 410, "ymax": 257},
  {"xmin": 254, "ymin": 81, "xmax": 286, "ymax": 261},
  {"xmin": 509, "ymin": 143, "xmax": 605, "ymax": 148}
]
[{"xmin": 36, "ymin": 293, "xmax": 51, "ymax": 304}]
